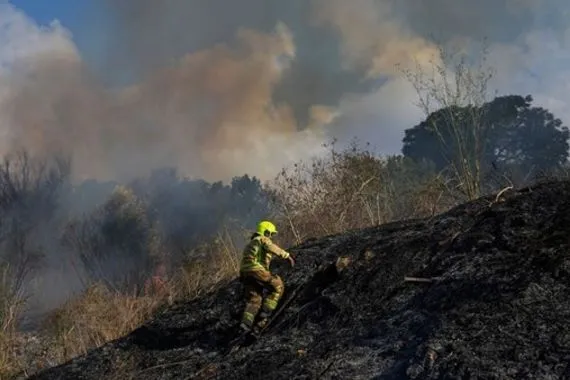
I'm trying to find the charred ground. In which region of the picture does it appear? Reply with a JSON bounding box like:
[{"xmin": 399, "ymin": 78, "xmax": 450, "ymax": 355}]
[{"xmin": 29, "ymin": 180, "xmax": 570, "ymax": 379}]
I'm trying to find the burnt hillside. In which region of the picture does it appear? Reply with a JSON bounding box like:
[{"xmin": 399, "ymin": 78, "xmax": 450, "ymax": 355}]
[{"xmin": 29, "ymin": 180, "xmax": 570, "ymax": 379}]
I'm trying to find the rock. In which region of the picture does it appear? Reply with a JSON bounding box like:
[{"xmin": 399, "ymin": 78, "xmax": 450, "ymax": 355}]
[{"xmin": 29, "ymin": 180, "xmax": 570, "ymax": 379}]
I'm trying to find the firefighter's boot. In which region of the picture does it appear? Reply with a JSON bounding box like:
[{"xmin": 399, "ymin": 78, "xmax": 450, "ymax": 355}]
[{"xmin": 252, "ymin": 310, "xmax": 270, "ymax": 335}]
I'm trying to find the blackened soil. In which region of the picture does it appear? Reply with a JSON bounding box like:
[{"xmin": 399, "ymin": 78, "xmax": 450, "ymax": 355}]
[{"xmin": 29, "ymin": 181, "xmax": 570, "ymax": 379}]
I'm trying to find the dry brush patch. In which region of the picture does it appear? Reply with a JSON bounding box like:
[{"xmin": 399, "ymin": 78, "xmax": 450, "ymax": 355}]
[
  {"xmin": 0, "ymin": 265, "xmax": 28, "ymax": 380},
  {"xmin": 170, "ymin": 227, "xmax": 242, "ymax": 301},
  {"xmin": 267, "ymin": 140, "xmax": 454, "ymax": 246},
  {"xmin": 0, "ymin": 225, "xmax": 244, "ymax": 377},
  {"xmin": 40, "ymin": 283, "xmax": 165, "ymax": 364}
]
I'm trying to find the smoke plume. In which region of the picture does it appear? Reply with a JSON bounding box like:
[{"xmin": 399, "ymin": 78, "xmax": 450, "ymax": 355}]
[{"xmin": 0, "ymin": 0, "xmax": 568, "ymax": 181}]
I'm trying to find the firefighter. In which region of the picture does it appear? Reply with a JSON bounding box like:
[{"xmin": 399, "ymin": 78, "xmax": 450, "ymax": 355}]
[{"xmin": 239, "ymin": 220, "xmax": 295, "ymax": 333}]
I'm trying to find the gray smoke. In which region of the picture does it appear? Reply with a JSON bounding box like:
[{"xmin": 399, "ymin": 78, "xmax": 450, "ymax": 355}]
[{"xmin": 0, "ymin": 0, "xmax": 568, "ymax": 182}]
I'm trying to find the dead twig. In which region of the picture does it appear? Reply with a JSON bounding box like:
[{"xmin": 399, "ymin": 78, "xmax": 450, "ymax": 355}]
[
  {"xmin": 494, "ymin": 185, "xmax": 514, "ymax": 204},
  {"xmin": 404, "ymin": 276, "xmax": 442, "ymax": 283}
]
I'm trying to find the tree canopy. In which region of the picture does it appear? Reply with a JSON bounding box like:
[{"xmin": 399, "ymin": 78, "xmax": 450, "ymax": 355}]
[{"xmin": 402, "ymin": 95, "xmax": 570, "ymax": 181}]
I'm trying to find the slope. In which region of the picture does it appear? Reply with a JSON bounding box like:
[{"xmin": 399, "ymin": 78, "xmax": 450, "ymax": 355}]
[{"xmin": 29, "ymin": 180, "xmax": 570, "ymax": 379}]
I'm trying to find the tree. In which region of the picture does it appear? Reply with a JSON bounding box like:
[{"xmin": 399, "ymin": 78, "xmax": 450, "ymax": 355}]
[
  {"xmin": 0, "ymin": 151, "xmax": 70, "ymax": 294},
  {"xmin": 402, "ymin": 94, "xmax": 569, "ymax": 189},
  {"xmin": 228, "ymin": 174, "xmax": 271, "ymax": 227},
  {"xmin": 400, "ymin": 42, "xmax": 495, "ymax": 200},
  {"xmin": 62, "ymin": 185, "xmax": 161, "ymax": 291},
  {"xmin": 489, "ymin": 99, "xmax": 569, "ymax": 178}
]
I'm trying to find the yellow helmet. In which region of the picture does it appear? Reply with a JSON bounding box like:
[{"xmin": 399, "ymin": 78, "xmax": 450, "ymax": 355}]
[{"xmin": 256, "ymin": 220, "xmax": 277, "ymax": 237}]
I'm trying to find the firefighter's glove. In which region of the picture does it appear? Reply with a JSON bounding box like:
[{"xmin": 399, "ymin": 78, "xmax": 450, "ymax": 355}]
[{"xmin": 287, "ymin": 254, "xmax": 296, "ymax": 267}]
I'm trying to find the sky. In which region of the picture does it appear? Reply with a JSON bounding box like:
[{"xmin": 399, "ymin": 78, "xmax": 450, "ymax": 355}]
[
  {"xmin": 1, "ymin": 0, "xmax": 570, "ymax": 183},
  {"xmin": 8, "ymin": 1, "xmax": 102, "ymax": 60}
]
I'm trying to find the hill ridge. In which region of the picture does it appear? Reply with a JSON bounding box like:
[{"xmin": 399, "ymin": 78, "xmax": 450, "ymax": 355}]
[{"xmin": 29, "ymin": 180, "xmax": 570, "ymax": 379}]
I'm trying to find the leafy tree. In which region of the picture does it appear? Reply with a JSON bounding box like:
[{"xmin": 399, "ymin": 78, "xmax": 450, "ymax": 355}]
[{"xmin": 402, "ymin": 94, "xmax": 569, "ymax": 189}]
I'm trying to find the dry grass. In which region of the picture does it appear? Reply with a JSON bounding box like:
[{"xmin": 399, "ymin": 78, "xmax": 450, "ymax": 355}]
[
  {"xmin": 0, "ymin": 223, "xmax": 242, "ymax": 379},
  {"xmin": 3, "ymin": 228, "xmax": 241, "ymax": 375},
  {"xmin": 268, "ymin": 141, "xmax": 452, "ymax": 246},
  {"xmin": 41, "ymin": 283, "xmax": 165, "ymax": 364},
  {"xmin": 0, "ymin": 266, "xmax": 27, "ymax": 380},
  {"xmin": 171, "ymin": 228, "xmax": 241, "ymax": 300},
  {"xmin": 0, "ymin": 316, "xmax": 21, "ymax": 379}
]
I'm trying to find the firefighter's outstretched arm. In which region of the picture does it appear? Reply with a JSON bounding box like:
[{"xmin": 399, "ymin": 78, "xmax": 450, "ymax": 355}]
[{"xmin": 260, "ymin": 236, "xmax": 295, "ymax": 267}]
